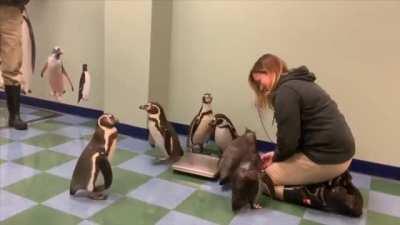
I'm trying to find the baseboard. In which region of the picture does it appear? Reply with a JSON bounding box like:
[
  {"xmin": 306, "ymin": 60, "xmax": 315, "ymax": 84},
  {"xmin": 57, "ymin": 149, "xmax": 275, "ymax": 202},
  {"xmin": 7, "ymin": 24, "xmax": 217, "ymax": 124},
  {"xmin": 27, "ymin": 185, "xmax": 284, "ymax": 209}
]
[
  {"xmin": 0, "ymin": 91, "xmax": 103, "ymax": 118},
  {"xmin": 1, "ymin": 91, "xmax": 398, "ymax": 180}
]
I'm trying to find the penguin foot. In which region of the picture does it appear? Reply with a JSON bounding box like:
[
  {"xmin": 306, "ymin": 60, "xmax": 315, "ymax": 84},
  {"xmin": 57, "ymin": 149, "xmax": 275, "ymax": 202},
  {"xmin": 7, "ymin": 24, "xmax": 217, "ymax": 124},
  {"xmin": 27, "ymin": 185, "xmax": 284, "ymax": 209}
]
[
  {"xmin": 89, "ymin": 192, "xmax": 108, "ymax": 200},
  {"xmin": 251, "ymin": 203, "xmax": 262, "ymax": 209}
]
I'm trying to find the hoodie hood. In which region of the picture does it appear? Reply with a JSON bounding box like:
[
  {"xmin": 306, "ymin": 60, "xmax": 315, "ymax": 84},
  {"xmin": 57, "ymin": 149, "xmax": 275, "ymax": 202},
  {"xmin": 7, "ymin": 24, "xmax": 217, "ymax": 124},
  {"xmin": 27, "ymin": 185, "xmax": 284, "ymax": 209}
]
[{"xmin": 276, "ymin": 66, "xmax": 316, "ymax": 87}]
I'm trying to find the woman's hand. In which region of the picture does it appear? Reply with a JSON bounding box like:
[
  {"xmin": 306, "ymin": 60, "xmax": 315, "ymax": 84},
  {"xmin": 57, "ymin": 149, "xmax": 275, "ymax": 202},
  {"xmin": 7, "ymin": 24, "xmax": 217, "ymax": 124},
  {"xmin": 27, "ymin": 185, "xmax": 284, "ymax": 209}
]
[{"xmin": 259, "ymin": 151, "xmax": 275, "ymax": 169}]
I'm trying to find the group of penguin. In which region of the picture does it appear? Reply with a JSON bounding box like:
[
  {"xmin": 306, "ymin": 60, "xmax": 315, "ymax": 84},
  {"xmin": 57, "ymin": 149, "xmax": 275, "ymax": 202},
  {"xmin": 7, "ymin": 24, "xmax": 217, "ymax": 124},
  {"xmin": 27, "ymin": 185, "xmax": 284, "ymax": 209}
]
[
  {"xmin": 2, "ymin": 10, "xmax": 261, "ymax": 212},
  {"xmin": 70, "ymin": 93, "xmax": 269, "ymax": 212},
  {"xmin": 139, "ymin": 93, "xmax": 240, "ymax": 162}
]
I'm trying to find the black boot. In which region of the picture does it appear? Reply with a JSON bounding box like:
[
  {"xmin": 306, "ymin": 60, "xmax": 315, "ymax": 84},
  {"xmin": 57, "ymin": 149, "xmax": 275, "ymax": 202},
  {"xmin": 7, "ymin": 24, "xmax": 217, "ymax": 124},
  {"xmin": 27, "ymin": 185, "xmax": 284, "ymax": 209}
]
[
  {"xmin": 5, "ymin": 85, "xmax": 28, "ymax": 130},
  {"xmin": 283, "ymin": 171, "xmax": 363, "ymax": 217}
]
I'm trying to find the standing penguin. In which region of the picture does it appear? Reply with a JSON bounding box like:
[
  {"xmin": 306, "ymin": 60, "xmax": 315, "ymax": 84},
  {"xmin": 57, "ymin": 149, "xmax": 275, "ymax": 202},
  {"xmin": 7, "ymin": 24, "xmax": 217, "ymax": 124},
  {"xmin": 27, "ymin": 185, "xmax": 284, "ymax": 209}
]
[
  {"xmin": 20, "ymin": 9, "xmax": 36, "ymax": 94},
  {"xmin": 209, "ymin": 113, "xmax": 239, "ymax": 153},
  {"xmin": 217, "ymin": 128, "xmax": 275, "ymax": 212},
  {"xmin": 187, "ymin": 93, "xmax": 214, "ymax": 153},
  {"xmin": 40, "ymin": 46, "xmax": 74, "ymax": 101},
  {"xmin": 218, "ymin": 128, "xmax": 261, "ymax": 186},
  {"xmin": 78, "ymin": 64, "xmax": 91, "ymax": 103},
  {"xmin": 139, "ymin": 102, "xmax": 183, "ymax": 162},
  {"xmin": 70, "ymin": 113, "xmax": 118, "ymax": 200}
]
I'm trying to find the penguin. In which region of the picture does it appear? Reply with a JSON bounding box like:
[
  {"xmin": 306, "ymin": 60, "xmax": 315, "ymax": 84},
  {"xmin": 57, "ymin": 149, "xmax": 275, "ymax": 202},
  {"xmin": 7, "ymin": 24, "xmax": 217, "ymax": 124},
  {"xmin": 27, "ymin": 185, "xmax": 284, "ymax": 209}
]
[
  {"xmin": 70, "ymin": 113, "xmax": 118, "ymax": 200},
  {"xmin": 218, "ymin": 128, "xmax": 261, "ymax": 186},
  {"xmin": 20, "ymin": 9, "xmax": 36, "ymax": 94},
  {"xmin": 187, "ymin": 93, "xmax": 214, "ymax": 153},
  {"xmin": 139, "ymin": 102, "xmax": 183, "ymax": 162},
  {"xmin": 218, "ymin": 128, "xmax": 275, "ymax": 212},
  {"xmin": 78, "ymin": 64, "xmax": 91, "ymax": 103},
  {"xmin": 40, "ymin": 46, "xmax": 74, "ymax": 101},
  {"xmin": 231, "ymin": 165, "xmax": 275, "ymax": 212},
  {"xmin": 209, "ymin": 113, "xmax": 239, "ymax": 153}
]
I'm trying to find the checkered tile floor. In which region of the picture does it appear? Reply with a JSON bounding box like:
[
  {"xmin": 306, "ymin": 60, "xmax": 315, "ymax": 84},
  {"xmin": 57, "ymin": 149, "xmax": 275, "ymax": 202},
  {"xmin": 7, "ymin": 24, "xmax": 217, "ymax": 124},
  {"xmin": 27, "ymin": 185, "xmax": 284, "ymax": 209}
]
[{"xmin": 1, "ymin": 104, "xmax": 400, "ymax": 225}]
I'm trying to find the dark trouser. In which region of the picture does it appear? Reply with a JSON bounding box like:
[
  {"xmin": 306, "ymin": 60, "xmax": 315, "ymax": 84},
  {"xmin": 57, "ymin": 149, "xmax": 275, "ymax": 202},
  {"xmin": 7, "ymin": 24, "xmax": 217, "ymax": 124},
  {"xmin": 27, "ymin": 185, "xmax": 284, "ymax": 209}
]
[
  {"xmin": 283, "ymin": 171, "xmax": 363, "ymax": 217},
  {"xmin": 5, "ymin": 85, "xmax": 27, "ymax": 130}
]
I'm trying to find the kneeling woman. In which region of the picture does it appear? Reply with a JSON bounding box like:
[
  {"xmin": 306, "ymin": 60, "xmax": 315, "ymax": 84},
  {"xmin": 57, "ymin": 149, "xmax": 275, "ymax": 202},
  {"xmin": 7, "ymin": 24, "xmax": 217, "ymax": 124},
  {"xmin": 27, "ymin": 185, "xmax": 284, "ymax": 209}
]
[{"xmin": 248, "ymin": 53, "xmax": 363, "ymax": 217}]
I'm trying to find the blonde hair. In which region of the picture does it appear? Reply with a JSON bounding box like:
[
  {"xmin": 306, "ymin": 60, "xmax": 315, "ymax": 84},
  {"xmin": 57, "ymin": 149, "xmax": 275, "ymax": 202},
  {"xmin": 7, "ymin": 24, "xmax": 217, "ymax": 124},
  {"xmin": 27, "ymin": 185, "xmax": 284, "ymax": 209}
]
[{"xmin": 248, "ymin": 53, "xmax": 288, "ymax": 110}]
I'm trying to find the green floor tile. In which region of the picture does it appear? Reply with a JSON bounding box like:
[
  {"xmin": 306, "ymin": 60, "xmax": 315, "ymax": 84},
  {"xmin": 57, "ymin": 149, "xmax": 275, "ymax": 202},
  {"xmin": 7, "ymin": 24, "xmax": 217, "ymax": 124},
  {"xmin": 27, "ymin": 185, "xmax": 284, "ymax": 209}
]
[
  {"xmin": 360, "ymin": 188, "xmax": 369, "ymax": 207},
  {"xmin": 80, "ymin": 134, "xmax": 93, "ymax": 141},
  {"xmin": 371, "ymin": 177, "xmax": 400, "ymax": 196},
  {"xmin": 23, "ymin": 133, "xmax": 72, "ymax": 148},
  {"xmin": 145, "ymin": 147, "xmax": 165, "ymax": 158},
  {"xmin": 80, "ymin": 120, "xmax": 97, "ymax": 128},
  {"xmin": 5, "ymin": 173, "xmax": 69, "ymax": 202},
  {"xmin": 299, "ymin": 219, "xmax": 324, "ymax": 225},
  {"xmin": 111, "ymin": 168, "xmax": 151, "ymax": 195},
  {"xmin": 91, "ymin": 198, "xmax": 168, "ymax": 225},
  {"xmin": 31, "ymin": 120, "xmax": 70, "ymax": 132},
  {"xmin": 367, "ymin": 210, "xmax": 400, "ymax": 225},
  {"xmin": 0, "ymin": 159, "xmax": 4, "ymax": 165},
  {"xmin": 14, "ymin": 150, "xmax": 75, "ymax": 171},
  {"xmin": 176, "ymin": 190, "xmax": 235, "ymax": 225},
  {"xmin": 158, "ymin": 168, "xmax": 209, "ymax": 189},
  {"xmin": 0, "ymin": 136, "xmax": 13, "ymax": 145},
  {"xmin": 111, "ymin": 149, "xmax": 138, "ymax": 165},
  {"xmin": 259, "ymin": 196, "xmax": 306, "ymax": 217},
  {"xmin": 31, "ymin": 110, "xmax": 59, "ymax": 118},
  {"xmin": 203, "ymin": 143, "xmax": 222, "ymax": 157},
  {"xmin": 1, "ymin": 205, "xmax": 80, "ymax": 225}
]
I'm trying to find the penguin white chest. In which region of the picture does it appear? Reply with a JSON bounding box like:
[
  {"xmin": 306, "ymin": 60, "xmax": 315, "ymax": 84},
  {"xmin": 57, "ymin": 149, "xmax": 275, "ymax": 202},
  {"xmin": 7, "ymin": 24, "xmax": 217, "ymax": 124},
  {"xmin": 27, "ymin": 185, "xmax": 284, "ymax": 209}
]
[
  {"xmin": 148, "ymin": 121, "xmax": 165, "ymax": 149},
  {"xmin": 47, "ymin": 58, "xmax": 62, "ymax": 75},
  {"xmin": 82, "ymin": 72, "xmax": 91, "ymax": 100},
  {"xmin": 192, "ymin": 115, "xmax": 213, "ymax": 144},
  {"xmin": 215, "ymin": 128, "xmax": 233, "ymax": 150},
  {"xmin": 104, "ymin": 128, "xmax": 117, "ymax": 162}
]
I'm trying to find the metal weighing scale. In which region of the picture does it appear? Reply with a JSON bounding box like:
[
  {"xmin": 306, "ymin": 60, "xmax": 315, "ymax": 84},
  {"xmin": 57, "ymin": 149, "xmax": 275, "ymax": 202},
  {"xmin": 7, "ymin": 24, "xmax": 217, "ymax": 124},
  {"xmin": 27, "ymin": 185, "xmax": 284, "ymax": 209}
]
[{"xmin": 172, "ymin": 152, "xmax": 220, "ymax": 178}]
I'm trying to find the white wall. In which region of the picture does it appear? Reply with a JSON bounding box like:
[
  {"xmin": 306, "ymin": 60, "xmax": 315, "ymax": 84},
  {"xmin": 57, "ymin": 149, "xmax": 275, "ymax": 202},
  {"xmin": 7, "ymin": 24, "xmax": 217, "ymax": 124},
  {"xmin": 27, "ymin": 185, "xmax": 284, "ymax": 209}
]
[
  {"xmin": 27, "ymin": 0, "xmax": 104, "ymax": 109},
  {"xmin": 25, "ymin": 0, "xmax": 400, "ymax": 167},
  {"xmin": 167, "ymin": 0, "xmax": 400, "ymax": 166},
  {"xmin": 104, "ymin": 0, "xmax": 152, "ymax": 127}
]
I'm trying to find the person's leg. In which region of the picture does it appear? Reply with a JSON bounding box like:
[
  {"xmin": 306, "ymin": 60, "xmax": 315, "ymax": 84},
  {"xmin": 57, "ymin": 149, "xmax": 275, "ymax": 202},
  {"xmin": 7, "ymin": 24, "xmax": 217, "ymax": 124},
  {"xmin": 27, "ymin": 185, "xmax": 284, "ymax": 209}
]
[
  {"xmin": 0, "ymin": 6, "xmax": 27, "ymax": 130},
  {"xmin": 263, "ymin": 153, "xmax": 362, "ymax": 217},
  {"xmin": 266, "ymin": 153, "xmax": 351, "ymax": 186}
]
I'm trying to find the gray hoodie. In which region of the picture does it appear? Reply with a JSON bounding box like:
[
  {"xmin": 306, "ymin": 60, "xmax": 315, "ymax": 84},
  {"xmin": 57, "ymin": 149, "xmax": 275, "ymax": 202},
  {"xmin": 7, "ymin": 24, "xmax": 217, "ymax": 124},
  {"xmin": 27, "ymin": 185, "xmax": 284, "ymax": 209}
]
[{"xmin": 271, "ymin": 66, "xmax": 355, "ymax": 164}]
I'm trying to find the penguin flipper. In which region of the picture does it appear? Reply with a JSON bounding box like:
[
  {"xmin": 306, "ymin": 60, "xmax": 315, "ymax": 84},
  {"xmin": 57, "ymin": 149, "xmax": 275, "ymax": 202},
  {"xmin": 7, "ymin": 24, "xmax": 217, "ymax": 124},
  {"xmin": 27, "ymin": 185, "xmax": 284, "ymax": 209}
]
[
  {"xmin": 187, "ymin": 115, "xmax": 201, "ymax": 149},
  {"xmin": 40, "ymin": 62, "xmax": 48, "ymax": 77},
  {"xmin": 62, "ymin": 65, "xmax": 74, "ymax": 91},
  {"xmin": 148, "ymin": 132, "xmax": 155, "ymax": 148},
  {"xmin": 97, "ymin": 154, "xmax": 113, "ymax": 189},
  {"xmin": 78, "ymin": 72, "xmax": 85, "ymax": 103}
]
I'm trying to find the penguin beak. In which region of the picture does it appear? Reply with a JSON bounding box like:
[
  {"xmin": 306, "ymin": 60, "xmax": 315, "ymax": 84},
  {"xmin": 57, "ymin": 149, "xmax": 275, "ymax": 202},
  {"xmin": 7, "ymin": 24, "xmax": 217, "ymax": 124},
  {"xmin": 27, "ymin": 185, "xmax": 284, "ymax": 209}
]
[
  {"xmin": 209, "ymin": 118, "xmax": 217, "ymax": 127},
  {"xmin": 139, "ymin": 104, "xmax": 148, "ymax": 111}
]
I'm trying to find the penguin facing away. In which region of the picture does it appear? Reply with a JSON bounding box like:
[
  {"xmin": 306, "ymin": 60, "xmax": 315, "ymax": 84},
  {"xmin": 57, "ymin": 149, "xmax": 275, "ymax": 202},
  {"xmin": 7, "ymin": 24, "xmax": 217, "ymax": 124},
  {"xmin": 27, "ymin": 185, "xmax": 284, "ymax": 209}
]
[
  {"xmin": 78, "ymin": 64, "xmax": 91, "ymax": 103},
  {"xmin": 139, "ymin": 102, "xmax": 183, "ymax": 162},
  {"xmin": 218, "ymin": 129, "xmax": 275, "ymax": 212},
  {"xmin": 41, "ymin": 46, "xmax": 74, "ymax": 101},
  {"xmin": 70, "ymin": 113, "xmax": 118, "ymax": 200},
  {"xmin": 218, "ymin": 128, "xmax": 261, "ymax": 186},
  {"xmin": 209, "ymin": 113, "xmax": 239, "ymax": 153},
  {"xmin": 187, "ymin": 93, "xmax": 214, "ymax": 153}
]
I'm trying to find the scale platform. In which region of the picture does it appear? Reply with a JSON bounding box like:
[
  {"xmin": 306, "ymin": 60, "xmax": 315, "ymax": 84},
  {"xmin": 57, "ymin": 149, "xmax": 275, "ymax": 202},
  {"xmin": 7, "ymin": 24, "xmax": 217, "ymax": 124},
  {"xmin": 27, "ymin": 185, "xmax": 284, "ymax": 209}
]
[{"xmin": 172, "ymin": 152, "xmax": 220, "ymax": 178}]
